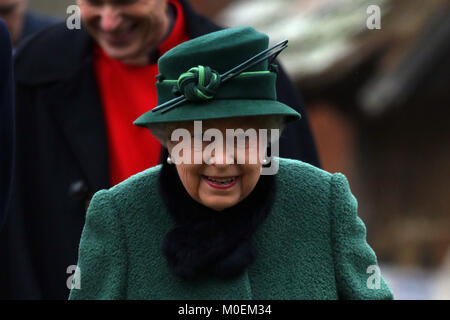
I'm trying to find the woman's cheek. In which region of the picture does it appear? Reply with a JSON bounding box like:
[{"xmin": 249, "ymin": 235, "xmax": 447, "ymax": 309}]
[
  {"xmin": 241, "ymin": 165, "xmax": 262, "ymax": 199},
  {"xmin": 179, "ymin": 165, "xmax": 201, "ymax": 199}
]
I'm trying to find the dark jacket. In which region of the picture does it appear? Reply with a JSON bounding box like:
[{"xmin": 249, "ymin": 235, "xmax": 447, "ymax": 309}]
[
  {"xmin": 69, "ymin": 158, "xmax": 393, "ymax": 299},
  {"xmin": 0, "ymin": 20, "xmax": 14, "ymax": 229},
  {"xmin": 0, "ymin": 0, "xmax": 320, "ymax": 299},
  {"xmin": 18, "ymin": 11, "xmax": 60, "ymax": 47}
]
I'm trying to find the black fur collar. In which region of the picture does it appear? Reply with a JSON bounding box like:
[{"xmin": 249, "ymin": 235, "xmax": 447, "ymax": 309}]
[{"xmin": 158, "ymin": 160, "xmax": 276, "ymax": 280}]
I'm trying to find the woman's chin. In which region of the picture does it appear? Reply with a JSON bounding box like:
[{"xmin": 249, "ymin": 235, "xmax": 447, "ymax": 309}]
[
  {"xmin": 198, "ymin": 180, "xmax": 241, "ymax": 211},
  {"xmin": 199, "ymin": 196, "xmax": 240, "ymax": 212}
]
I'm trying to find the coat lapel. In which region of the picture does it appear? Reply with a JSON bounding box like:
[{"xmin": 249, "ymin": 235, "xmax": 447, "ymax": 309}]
[{"xmin": 46, "ymin": 31, "xmax": 110, "ymax": 193}]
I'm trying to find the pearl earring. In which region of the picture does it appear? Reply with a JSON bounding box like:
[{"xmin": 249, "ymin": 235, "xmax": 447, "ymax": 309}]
[
  {"xmin": 167, "ymin": 156, "xmax": 173, "ymax": 165},
  {"xmin": 262, "ymin": 158, "xmax": 269, "ymax": 165}
]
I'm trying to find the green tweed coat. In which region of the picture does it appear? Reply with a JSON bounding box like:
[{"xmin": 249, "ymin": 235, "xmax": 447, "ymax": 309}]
[{"xmin": 69, "ymin": 158, "xmax": 393, "ymax": 300}]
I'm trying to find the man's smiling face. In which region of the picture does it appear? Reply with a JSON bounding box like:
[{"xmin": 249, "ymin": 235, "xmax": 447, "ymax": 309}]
[{"xmin": 77, "ymin": 0, "xmax": 170, "ymax": 65}]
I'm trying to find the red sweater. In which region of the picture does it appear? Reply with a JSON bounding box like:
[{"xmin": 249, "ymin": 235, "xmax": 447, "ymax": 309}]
[{"xmin": 94, "ymin": 0, "xmax": 190, "ymax": 186}]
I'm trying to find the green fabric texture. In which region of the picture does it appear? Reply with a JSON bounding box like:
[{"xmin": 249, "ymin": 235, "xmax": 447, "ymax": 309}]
[
  {"xmin": 134, "ymin": 26, "xmax": 301, "ymax": 129},
  {"xmin": 159, "ymin": 26, "xmax": 269, "ymax": 78},
  {"xmin": 156, "ymin": 72, "xmax": 277, "ymax": 105},
  {"xmin": 69, "ymin": 158, "xmax": 394, "ymax": 300}
]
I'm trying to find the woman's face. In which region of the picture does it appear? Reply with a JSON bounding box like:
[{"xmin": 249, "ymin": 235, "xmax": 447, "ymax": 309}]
[{"xmin": 166, "ymin": 117, "xmax": 267, "ymax": 211}]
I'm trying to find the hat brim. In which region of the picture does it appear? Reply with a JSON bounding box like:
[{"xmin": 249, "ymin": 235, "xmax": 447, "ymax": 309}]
[{"xmin": 134, "ymin": 99, "xmax": 301, "ymax": 129}]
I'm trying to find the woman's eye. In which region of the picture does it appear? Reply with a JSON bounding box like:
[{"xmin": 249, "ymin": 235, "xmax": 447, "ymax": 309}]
[{"xmin": 232, "ymin": 135, "xmax": 251, "ymax": 148}]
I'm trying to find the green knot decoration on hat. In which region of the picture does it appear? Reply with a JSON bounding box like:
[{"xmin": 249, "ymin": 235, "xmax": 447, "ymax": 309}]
[
  {"xmin": 176, "ymin": 65, "xmax": 221, "ymax": 102},
  {"xmin": 134, "ymin": 26, "xmax": 302, "ymax": 128}
]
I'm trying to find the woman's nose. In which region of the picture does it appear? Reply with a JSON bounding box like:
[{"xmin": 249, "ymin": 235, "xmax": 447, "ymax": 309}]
[
  {"xmin": 207, "ymin": 147, "xmax": 234, "ymax": 165},
  {"xmin": 99, "ymin": 6, "xmax": 122, "ymax": 32}
]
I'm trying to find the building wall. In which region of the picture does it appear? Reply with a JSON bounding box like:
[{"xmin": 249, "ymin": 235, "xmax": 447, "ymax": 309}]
[
  {"xmin": 28, "ymin": 0, "xmax": 231, "ymax": 18},
  {"xmin": 29, "ymin": 0, "xmax": 75, "ymax": 17}
]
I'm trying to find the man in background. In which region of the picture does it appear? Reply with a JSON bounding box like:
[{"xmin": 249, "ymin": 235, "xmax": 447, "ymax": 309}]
[
  {"xmin": 0, "ymin": 0, "xmax": 58, "ymax": 47},
  {"xmin": 0, "ymin": 0, "xmax": 320, "ymax": 299},
  {"xmin": 0, "ymin": 19, "xmax": 14, "ymax": 229}
]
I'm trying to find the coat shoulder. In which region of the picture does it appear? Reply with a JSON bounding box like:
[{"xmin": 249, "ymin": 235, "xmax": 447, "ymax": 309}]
[
  {"xmin": 273, "ymin": 158, "xmax": 334, "ymax": 222},
  {"xmin": 277, "ymin": 157, "xmax": 332, "ymax": 194},
  {"xmin": 108, "ymin": 165, "xmax": 162, "ymax": 199},
  {"xmin": 14, "ymin": 23, "xmax": 91, "ymax": 85},
  {"xmin": 103, "ymin": 165, "xmax": 163, "ymax": 215}
]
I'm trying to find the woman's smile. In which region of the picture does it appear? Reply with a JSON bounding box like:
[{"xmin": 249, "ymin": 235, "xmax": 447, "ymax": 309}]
[{"xmin": 202, "ymin": 175, "xmax": 239, "ymax": 190}]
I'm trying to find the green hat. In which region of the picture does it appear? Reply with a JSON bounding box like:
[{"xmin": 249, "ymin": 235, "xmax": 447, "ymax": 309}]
[{"xmin": 134, "ymin": 26, "xmax": 301, "ymax": 128}]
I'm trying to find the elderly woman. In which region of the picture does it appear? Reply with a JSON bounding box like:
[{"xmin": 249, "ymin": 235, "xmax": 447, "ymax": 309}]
[{"xmin": 69, "ymin": 27, "xmax": 393, "ymax": 300}]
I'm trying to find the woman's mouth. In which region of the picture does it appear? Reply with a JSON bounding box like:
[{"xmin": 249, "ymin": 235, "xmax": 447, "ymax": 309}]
[{"xmin": 202, "ymin": 176, "xmax": 239, "ymax": 190}]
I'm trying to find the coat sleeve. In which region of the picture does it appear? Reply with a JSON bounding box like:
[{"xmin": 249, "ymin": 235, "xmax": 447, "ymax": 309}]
[
  {"xmin": 329, "ymin": 173, "xmax": 394, "ymax": 300},
  {"xmin": 69, "ymin": 190, "xmax": 127, "ymax": 300},
  {"xmin": 0, "ymin": 20, "xmax": 14, "ymax": 229}
]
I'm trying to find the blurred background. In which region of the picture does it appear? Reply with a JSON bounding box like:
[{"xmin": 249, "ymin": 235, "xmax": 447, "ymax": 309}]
[{"xmin": 17, "ymin": 0, "xmax": 450, "ymax": 299}]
